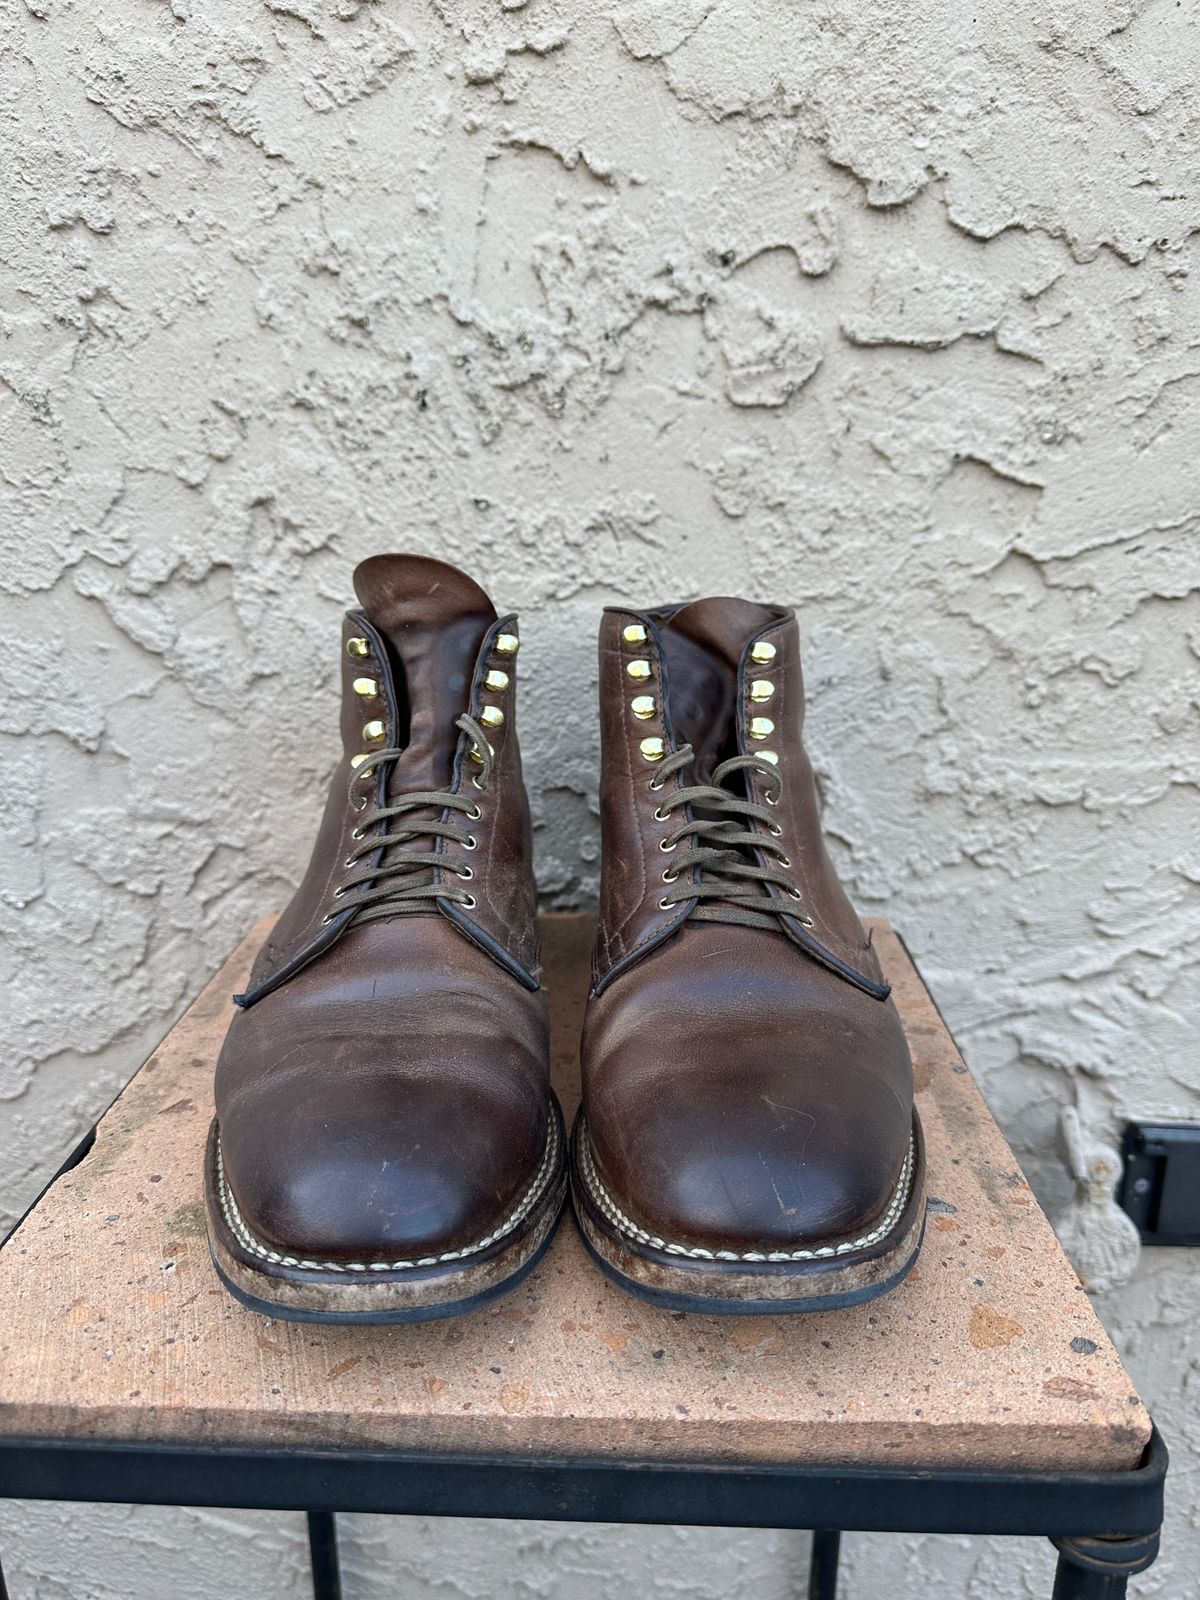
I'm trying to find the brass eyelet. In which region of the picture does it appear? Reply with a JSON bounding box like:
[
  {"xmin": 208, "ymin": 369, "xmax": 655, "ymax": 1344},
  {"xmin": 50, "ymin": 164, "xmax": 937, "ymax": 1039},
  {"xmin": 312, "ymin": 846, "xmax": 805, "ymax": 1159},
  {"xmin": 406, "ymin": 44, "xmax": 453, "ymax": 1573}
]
[
  {"xmin": 472, "ymin": 775, "xmax": 486, "ymax": 791},
  {"xmin": 661, "ymin": 868, "xmax": 678, "ymax": 884},
  {"xmin": 461, "ymin": 893, "xmax": 477, "ymax": 909},
  {"xmin": 658, "ymin": 837, "xmax": 677, "ymax": 853},
  {"xmin": 653, "ymin": 805, "xmax": 670, "ymax": 822},
  {"xmin": 458, "ymin": 865, "xmax": 474, "ymax": 881},
  {"xmin": 467, "ymin": 803, "xmax": 482, "ymax": 820},
  {"xmin": 658, "ymin": 896, "xmax": 676, "ymax": 911},
  {"xmin": 351, "ymin": 793, "xmax": 368, "ymax": 812},
  {"xmin": 351, "ymin": 826, "xmax": 365, "ymax": 841},
  {"xmin": 464, "ymin": 834, "xmax": 477, "ymax": 851},
  {"xmin": 648, "ymin": 777, "xmax": 664, "ymax": 793}
]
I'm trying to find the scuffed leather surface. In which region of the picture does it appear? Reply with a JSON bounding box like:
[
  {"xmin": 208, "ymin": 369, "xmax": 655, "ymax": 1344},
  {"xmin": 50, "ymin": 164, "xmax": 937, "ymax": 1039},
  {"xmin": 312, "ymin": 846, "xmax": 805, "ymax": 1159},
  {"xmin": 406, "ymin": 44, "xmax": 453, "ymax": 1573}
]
[
  {"xmin": 242, "ymin": 563, "xmax": 539, "ymax": 1001},
  {"xmin": 583, "ymin": 922, "xmax": 912, "ymax": 1249},
  {"xmin": 240, "ymin": 610, "xmax": 394, "ymax": 1000},
  {"xmin": 436, "ymin": 617, "xmax": 541, "ymax": 986},
  {"xmin": 737, "ymin": 613, "xmax": 889, "ymax": 988},
  {"xmin": 591, "ymin": 610, "xmax": 694, "ymax": 989},
  {"xmin": 584, "ymin": 595, "xmax": 913, "ymax": 1250},
  {"xmin": 217, "ymin": 918, "xmax": 549, "ymax": 1259},
  {"xmin": 216, "ymin": 554, "xmax": 549, "ymax": 1260},
  {"xmin": 354, "ymin": 553, "xmax": 495, "ymax": 795}
]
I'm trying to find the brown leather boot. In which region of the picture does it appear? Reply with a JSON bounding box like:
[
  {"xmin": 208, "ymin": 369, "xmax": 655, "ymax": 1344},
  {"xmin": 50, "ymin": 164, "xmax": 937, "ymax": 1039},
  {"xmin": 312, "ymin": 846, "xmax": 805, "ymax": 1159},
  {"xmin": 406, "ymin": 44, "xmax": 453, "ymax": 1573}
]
[
  {"xmin": 206, "ymin": 554, "xmax": 566, "ymax": 1322},
  {"xmin": 572, "ymin": 599, "xmax": 925, "ymax": 1313}
]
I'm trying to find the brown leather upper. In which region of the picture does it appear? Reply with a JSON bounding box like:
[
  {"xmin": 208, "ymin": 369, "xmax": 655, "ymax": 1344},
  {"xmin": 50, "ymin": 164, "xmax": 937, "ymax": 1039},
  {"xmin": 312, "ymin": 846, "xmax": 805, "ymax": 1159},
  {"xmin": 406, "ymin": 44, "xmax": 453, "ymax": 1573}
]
[
  {"xmin": 214, "ymin": 555, "xmax": 551, "ymax": 1263},
  {"xmin": 581, "ymin": 599, "xmax": 914, "ymax": 1252}
]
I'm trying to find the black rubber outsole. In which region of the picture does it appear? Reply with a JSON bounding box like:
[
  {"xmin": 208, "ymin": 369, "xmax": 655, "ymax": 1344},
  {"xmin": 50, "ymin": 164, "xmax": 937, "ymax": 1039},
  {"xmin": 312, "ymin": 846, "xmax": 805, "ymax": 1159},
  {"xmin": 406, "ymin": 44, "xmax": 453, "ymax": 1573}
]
[
  {"xmin": 208, "ymin": 1196, "xmax": 566, "ymax": 1326},
  {"xmin": 573, "ymin": 1204, "xmax": 928, "ymax": 1316},
  {"xmin": 569, "ymin": 1107, "xmax": 927, "ymax": 1317}
]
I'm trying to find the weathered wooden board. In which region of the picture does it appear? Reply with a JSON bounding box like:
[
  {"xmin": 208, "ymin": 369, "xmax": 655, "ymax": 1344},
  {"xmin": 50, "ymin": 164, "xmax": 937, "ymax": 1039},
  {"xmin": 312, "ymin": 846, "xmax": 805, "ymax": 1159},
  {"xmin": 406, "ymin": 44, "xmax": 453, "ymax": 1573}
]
[{"xmin": 0, "ymin": 915, "xmax": 1150, "ymax": 1470}]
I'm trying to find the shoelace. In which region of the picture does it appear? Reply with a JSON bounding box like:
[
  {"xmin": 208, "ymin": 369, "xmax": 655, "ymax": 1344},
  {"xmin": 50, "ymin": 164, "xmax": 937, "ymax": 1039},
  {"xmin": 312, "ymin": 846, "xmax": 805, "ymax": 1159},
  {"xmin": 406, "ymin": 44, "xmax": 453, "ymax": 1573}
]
[
  {"xmin": 652, "ymin": 743, "xmax": 813, "ymax": 931},
  {"xmin": 324, "ymin": 713, "xmax": 492, "ymax": 926}
]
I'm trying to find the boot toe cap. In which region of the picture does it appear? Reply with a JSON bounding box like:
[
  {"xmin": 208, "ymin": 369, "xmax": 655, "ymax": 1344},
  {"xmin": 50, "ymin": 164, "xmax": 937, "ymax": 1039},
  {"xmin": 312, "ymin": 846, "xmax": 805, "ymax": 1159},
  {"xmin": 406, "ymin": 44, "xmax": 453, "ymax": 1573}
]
[
  {"xmin": 218, "ymin": 1067, "xmax": 550, "ymax": 1266},
  {"xmin": 587, "ymin": 1086, "xmax": 912, "ymax": 1255},
  {"xmin": 583, "ymin": 963, "xmax": 914, "ymax": 1255}
]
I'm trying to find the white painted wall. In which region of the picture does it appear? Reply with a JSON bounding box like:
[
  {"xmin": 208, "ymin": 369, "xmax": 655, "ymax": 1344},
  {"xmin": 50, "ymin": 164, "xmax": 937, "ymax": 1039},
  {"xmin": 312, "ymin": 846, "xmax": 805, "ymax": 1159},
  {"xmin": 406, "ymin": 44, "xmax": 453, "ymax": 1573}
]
[{"xmin": 2, "ymin": 1, "xmax": 1197, "ymax": 1594}]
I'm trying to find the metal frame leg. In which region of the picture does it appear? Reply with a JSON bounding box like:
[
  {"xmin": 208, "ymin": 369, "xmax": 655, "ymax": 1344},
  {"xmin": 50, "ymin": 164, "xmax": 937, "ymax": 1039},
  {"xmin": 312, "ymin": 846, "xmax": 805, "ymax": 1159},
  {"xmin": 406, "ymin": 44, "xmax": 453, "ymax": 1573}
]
[
  {"xmin": 0, "ymin": 1510, "xmax": 1167, "ymax": 1600},
  {"xmin": 307, "ymin": 1510, "xmax": 342, "ymax": 1600},
  {"xmin": 1050, "ymin": 1531, "xmax": 1161, "ymax": 1599},
  {"xmin": 0, "ymin": 1428, "xmax": 1166, "ymax": 1600},
  {"xmin": 808, "ymin": 1529, "xmax": 840, "ymax": 1600}
]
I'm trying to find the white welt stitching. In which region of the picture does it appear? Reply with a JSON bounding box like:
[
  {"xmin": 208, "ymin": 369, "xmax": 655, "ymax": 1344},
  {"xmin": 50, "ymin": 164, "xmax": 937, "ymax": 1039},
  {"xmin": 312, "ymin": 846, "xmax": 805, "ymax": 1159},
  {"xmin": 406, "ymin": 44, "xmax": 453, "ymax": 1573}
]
[
  {"xmin": 578, "ymin": 1120, "xmax": 915, "ymax": 1262},
  {"xmin": 216, "ymin": 1113, "xmax": 560, "ymax": 1275}
]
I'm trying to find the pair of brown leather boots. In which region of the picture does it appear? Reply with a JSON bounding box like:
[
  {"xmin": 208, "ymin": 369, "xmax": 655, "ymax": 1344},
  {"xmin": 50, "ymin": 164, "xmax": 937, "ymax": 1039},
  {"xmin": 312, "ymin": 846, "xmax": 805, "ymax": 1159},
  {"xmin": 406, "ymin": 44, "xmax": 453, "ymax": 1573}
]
[{"xmin": 206, "ymin": 554, "xmax": 925, "ymax": 1323}]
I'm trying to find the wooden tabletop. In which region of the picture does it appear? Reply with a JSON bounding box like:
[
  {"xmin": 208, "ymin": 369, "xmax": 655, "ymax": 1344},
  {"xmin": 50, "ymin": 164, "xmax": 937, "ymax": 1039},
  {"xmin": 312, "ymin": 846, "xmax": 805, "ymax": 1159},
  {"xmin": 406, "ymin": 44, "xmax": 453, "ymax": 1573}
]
[{"xmin": 0, "ymin": 914, "xmax": 1150, "ymax": 1471}]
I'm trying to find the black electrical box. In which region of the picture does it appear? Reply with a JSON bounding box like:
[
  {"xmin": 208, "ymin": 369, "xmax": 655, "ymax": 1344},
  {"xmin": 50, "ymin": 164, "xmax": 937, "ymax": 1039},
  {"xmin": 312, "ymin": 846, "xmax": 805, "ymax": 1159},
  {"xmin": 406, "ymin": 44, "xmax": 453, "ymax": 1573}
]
[{"xmin": 1119, "ymin": 1121, "xmax": 1200, "ymax": 1245}]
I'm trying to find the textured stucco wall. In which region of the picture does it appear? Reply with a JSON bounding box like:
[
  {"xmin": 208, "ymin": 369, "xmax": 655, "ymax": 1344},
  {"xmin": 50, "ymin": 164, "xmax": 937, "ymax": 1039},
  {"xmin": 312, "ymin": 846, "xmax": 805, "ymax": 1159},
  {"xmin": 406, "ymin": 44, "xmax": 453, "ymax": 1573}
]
[{"xmin": 2, "ymin": 1, "xmax": 1198, "ymax": 1594}]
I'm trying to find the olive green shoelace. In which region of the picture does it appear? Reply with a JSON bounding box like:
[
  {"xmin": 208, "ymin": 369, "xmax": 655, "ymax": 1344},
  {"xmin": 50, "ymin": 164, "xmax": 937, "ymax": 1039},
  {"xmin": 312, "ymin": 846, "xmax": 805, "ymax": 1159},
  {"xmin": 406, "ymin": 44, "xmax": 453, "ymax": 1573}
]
[
  {"xmin": 325, "ymin": 713, "xmax": 492, "ymax": 927},
  {"xmin": 652, "ymin": 743, "xmax": 813, "ymax": 931}
]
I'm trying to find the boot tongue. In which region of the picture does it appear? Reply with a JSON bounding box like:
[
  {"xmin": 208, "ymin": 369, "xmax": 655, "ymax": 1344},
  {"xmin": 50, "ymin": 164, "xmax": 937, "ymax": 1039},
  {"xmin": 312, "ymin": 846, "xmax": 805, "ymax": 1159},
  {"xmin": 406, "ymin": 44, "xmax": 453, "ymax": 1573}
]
[
  {"xmin": 660, "ymin": 597, "xmax": 779, "ymax": 782},
  {"xmin": 353, "ymin": 554, "xmax": 496, "ymax": 793}
]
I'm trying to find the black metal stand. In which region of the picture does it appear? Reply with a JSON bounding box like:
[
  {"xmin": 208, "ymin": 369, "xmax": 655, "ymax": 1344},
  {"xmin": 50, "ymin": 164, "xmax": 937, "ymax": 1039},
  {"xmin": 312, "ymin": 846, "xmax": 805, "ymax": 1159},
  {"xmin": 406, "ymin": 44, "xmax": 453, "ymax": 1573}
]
[
  {"xmin": 808, "ymin": 1528, "xmax": 841, "ymax": 1600},
  {"xmin": 1050, "ymin": 1531, "xmax": 1163, "ymax": 1599},
  {"xmin": 0, "ymin": 1427, "xmax": 1167, "ymax": 1599},
  {"xmin": 306, "ymin": 1511, "xmax": 342, "ymax": 1600}
]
